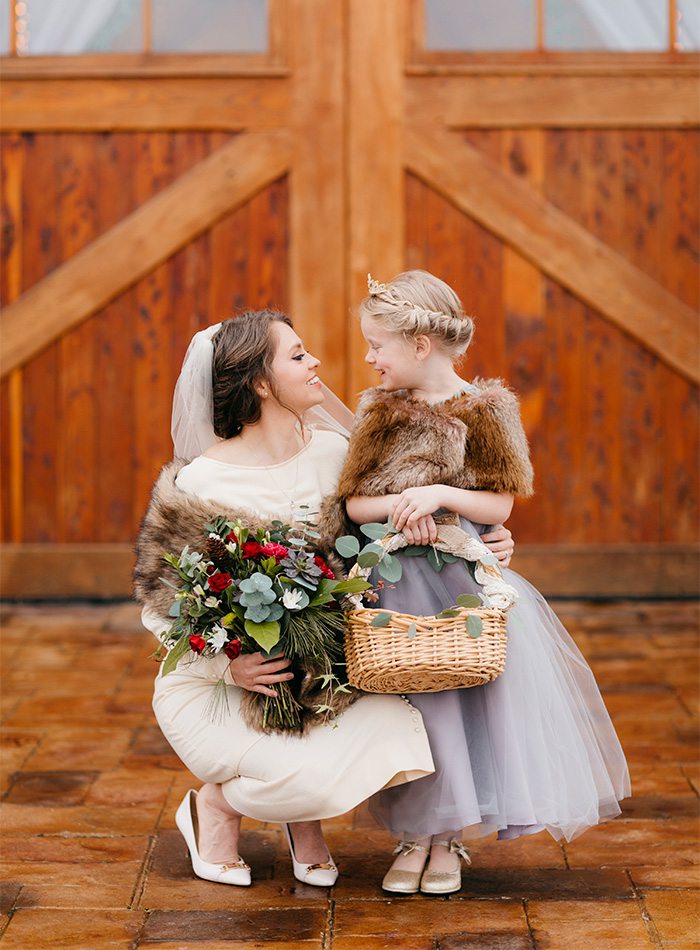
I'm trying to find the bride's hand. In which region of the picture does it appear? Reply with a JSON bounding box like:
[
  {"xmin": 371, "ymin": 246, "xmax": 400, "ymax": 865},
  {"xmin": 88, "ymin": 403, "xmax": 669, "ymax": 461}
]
[
  {"xmin": 228, "ymin": 652, "xmax": 294, "ymax": 697},
  {"xmin": 480, "ymin": 524, "xmax": 515, "ymax": 567}
]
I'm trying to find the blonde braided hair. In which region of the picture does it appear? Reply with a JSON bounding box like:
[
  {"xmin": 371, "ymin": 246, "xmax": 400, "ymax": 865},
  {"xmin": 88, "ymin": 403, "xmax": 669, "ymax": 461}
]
[{"xmin": 362, "ymin": 270, "xmax": 474, "ymax": 357}]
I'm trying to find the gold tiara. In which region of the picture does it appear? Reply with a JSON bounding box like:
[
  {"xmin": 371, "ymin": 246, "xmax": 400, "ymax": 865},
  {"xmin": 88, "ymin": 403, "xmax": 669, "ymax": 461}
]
[{"xmin": 367, "ymin": 273, "xmax": 388, "ymax": 295}]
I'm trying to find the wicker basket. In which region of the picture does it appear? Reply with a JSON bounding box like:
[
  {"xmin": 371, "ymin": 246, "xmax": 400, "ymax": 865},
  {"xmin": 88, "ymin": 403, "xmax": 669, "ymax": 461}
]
[{"xmin": 344, "ymin": 521, "xmax": 518, "ymax": 693}]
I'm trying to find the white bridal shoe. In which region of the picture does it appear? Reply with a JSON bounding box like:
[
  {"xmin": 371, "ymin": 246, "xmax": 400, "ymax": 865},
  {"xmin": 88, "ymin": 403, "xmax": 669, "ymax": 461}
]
[
  {"xmin": 175, "ymin": 789, "xmax": 251, "ymax": 886},
  {"xmin": 281, "ymin": 822, "xmax": 338, "ymax": 887}
]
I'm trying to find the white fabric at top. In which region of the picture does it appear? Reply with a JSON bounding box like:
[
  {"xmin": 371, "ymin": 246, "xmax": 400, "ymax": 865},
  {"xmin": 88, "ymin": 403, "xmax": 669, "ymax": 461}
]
[{"xmin": 174, "ymin": 428, "xmax": 347, "ymax": 523}]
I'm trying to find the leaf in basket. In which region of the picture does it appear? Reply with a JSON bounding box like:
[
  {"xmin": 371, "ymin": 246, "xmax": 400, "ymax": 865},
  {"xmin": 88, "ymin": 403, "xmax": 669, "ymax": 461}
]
[
  {"xmin": 456, "ymin": 594, "xmax": 482, "ymax": 609},
  {"xmin": 407, "ymin": 622, "xmax": 417, "ymax": 639},
  {"xmin": 335, "ymin": 535, "xmax": 360, "ymax": 558},
  {"xmin": 360, "ymin": 522, "xmax": 389, "ymax": 540},
  {"xmin": 370, "ymin": 611, "xmax": 393, "ymax": 627},
  {"xmin": 438, "ymin": 608, "xmax": 460, "ymax": 618},
  {"xmin": 441, "ymin": 552, "xmax": 458, "ymax": 563},
  {"xmin": 466, "ymin": 615, "xmax": 483, "ymax": 638},
  {"xmin": 377, "ymin": 553, "xmax": 402, "ymax": 583},
  {"xmin": 427, "ymin": 547, "xmax": 444, "ymax": 573}
]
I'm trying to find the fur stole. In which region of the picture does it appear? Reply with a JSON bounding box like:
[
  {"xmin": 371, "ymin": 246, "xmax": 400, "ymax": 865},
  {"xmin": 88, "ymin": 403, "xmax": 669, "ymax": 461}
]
[
  {"xmin": 134, "ymin": 460, "xmax": 355, "ymax": 734},
  {"xmin": 324, "ymin": 380, "xmax": 533, "ymax": 531}
]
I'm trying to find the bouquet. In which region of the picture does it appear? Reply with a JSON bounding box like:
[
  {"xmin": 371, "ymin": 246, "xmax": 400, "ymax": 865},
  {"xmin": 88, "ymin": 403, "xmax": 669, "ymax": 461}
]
[{"xmin": 156, "ymin": 515, "xmax": 370, "ymax": 733}]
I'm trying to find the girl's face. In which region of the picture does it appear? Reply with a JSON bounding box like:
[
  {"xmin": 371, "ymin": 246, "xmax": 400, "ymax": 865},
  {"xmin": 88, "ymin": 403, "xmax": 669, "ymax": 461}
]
[
  {"xmin": 361, "ymin": 315, "xmax": 420, "ymax": 391},
  {"xmin": 267, "ymin": 321, "xmax": 323, "ymax": 413}
]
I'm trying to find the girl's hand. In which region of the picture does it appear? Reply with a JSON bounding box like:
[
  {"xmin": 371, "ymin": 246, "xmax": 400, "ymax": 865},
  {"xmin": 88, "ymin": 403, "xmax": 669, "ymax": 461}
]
[
  {"xmin": 480, "ymin": 524, "xmax": 515, "ymax": 567},
  {"xmin": 392, "ymin": 486, "xmax": 444, "ymax": 531},
  {"xmin": 401, "ymin": 514, "xmax": 438, "ymax": 546},
  {"xmin": 228, "ymin": 652, "xmax": 294, "ymax": 698}
]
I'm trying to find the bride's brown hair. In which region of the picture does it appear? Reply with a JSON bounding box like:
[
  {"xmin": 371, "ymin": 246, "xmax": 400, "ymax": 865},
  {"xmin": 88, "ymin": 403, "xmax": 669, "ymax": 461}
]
[{"xmin": 212, "ymin": 310, "xmax": 293, "ymax": 438}]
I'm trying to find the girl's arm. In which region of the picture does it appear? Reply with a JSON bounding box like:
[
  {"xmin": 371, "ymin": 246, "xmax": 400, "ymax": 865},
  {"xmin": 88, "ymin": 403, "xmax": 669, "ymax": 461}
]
[
  {"xmin": 391, "ymin": 484, "xmax": 513, "ymax": 531},
  {"xmin": 345, "ymin": 494, "xmax": 400, "ymax": 525},
  {"xmin": 346, "ymin": 486, "xmax": 513, "ymax": 530}
]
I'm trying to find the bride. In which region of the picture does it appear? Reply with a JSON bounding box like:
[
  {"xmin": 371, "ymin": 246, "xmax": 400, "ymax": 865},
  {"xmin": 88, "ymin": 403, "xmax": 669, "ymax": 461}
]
[{"xmin": 134, "ymin": 310, "xmax": 515, "ymax": 888}]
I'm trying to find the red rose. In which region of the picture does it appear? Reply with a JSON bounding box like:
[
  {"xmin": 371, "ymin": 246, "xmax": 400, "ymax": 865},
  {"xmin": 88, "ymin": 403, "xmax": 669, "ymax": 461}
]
[
  {"xmin": 226, "ymin": 530, "xmax": 237, "ymax": 543},
  {"xmin": 314, "ymin": 555, "xmax": 335, "ymax": 580},
  {"xmin": 223, "ymin": 638, "xmax": 242, "ymax": 660},
  {"xmin": 189, "ymin": 634, "xmax": 206, "ymax": 654},
  {"xmin": 207, "ymin": 571, "xmax": 232, "ymax": 593},
  {"xmin": 261, "ymin": 542, "xmax": 289, "ymax": 562},
  {"xmin": 241, "ymin": 541, "xmax": 264, "ymax": 559}
]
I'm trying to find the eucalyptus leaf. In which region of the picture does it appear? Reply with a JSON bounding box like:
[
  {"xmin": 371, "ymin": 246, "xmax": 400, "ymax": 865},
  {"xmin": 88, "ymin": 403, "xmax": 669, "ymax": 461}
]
[
  {"xmin": 357, "ymin": 550, "xmax": 381, "ymax": 569},
  {"xmin": 377, "ymin": 554, "xmax": 403, "ymax": 583},
  {"xmin": 335, "ymin": 535, "xmax": 360, "ymax": 558},
  {"xmin": 441, "ymin": 552, "xmax": 459, "ymax": 563},
  {"xmin": 400, "ymin": 545, "xmax": 429, "ymax": 557},
  {"xmin": 438, "ymin": 608, "xmax": 460, "ymax": 618},
  {"xmin": 426, "ymin": 547, "xmax": 444, "ymax": 573},
  {"xmin": 456, "ymin": 594, "xmax": 482, "ymax": 609},
  {"xmin": 466, "ymin": 615, "xmax": 483, "ymax": 638},
  {"xmin": 407, "ymin": 622, "xmax": 417, "ymax": 640},
  {"xmin": 244, "ymin": 618, "xmax": 281, "ymax": 652},
  {"xmin": 168, "ymin": 600, "xmax": 182, "ymax": 617},
  {"xmin": 370, "ymin": 611, "xmax": 393, "ymax": 627},
  {"xmin": 360, "ymin": 522, "xmax": 389, "ymax": 540}
]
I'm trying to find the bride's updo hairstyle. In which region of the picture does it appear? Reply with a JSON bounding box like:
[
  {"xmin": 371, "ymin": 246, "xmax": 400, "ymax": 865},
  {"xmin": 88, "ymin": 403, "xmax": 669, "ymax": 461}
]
[
  {"xmin": 211, "ymin": 310, "xmax": 293, "ymax": 438},
  {"xmin": 360, "ymin": 269, "xmax": 474, "ymax": 357}
]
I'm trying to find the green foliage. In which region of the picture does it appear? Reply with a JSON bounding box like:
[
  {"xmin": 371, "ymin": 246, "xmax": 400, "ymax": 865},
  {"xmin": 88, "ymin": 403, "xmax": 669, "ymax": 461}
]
[
  {"xmin": 244, "ymin": 618, "xmax": 281, "ymax": 652},
  {"xmin": 370, "ymin": 611, "xmax": 393, "ymax": 627},
  {"xmin": 335, "ymin": 535, "xmax": 360, "ymax": 558},
  {"xmin": 456, "ymin": 594, "xmax": 482, "ymax": 608},
  {"xmin": 360, "ymin": 522, "xmax": 389, "ymax": 540},
  {"xmin": 467, "ymin": 615, "xmax": 483, "ymax": 638},
  {"xmin": 377, "ymin": 552, "xmax": 402, "ymax": 583},
  {"xmin": 407, "ymin": 622, "xmax": 417, "ymax": 640},
  {"xmin": 161, "ymin": 635, "xmax": 191, "ymax": 676}
]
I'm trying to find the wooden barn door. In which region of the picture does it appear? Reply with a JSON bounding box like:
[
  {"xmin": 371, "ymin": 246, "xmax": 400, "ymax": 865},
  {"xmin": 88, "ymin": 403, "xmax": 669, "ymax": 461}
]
[
  {"xmin": 345, "ymin": 1, "xmax": 699, "ymax": 597},
  {"xmin": 1, "ymin": 0, "xmax": 698, "ymax": 598},
  {"xmin": 0, "ymin": 0, "xmax": 346, "ymax": 597}
]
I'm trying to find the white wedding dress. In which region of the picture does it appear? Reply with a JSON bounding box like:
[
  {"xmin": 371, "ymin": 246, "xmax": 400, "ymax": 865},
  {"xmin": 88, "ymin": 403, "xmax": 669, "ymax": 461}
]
[{"xmin": 142, "ymin": 428, "xmax": 434, "ymax": 822}]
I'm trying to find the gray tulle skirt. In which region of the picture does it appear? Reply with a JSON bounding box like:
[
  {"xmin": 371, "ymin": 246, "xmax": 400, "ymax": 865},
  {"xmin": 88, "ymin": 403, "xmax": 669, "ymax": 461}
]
[{"xmin": 368, "ymin": 519, "xmax": 631, "ymax": 843}]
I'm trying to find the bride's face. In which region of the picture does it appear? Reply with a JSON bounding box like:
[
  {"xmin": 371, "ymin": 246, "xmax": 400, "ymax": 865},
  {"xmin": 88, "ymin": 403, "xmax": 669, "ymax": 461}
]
[{"xmin": 266, "ymin": 321, "xmax": 323, "ymax": 413}]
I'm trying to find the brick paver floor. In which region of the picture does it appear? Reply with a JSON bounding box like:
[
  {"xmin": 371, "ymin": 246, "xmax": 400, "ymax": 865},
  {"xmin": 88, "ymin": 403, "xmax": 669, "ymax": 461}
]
[{"xmin": 0, "ymin": 600, "xmax": 698, "ymax": 949}]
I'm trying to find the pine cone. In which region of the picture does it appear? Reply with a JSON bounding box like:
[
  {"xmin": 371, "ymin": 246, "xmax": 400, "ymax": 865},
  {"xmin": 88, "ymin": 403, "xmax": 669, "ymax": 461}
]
[{"xmin": 205, "ymin": 535, "xmax": 229, "ymax": 567}]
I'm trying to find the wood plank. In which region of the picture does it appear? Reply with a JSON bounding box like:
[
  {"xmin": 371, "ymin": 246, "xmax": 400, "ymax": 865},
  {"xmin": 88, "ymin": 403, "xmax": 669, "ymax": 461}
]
[
  {"xmin": 407, "ymin": 75, "xmax": 700, "ymax": 128},
  {"xmin": 0, "ymin": 77, "xmax": 291, "ymax": 131},
  {"xmin": 0, "ymin": 133, "xmax": 23, "ymax": 542},
  {"xmin": 55, "ymin": 133, "xmax": 98, "ymax": 543},
  {"xmin": 19, "ymin": 135, "xmax": 60, "ymax": 543},
  {"xmin": 405, "ymin": 123, "xmax": 699, "ymax": 383},
  {"xmin": 0, "ymin": 54, "xmax": 289, "ymax": 78},
  {"xmin": 95, "ymin": 133, "xmax": 138, "ymax": 543},
  {"xmin": 288, "ymin": 0, "xmax": 346, "ymax": 398},
  {"xmin": 1, "ymin": 129, "xmax": 293, "ymax": 377},
  {"xmin": 500, "ymin": 130, "xmax": 545, "ymax": 543},
  {"xmin": 406, "ymin": 53, "xmax": 700, "ymax": 74},
  {"xmin": 346, "ymin": 0, "xmax": 405, "ymax": 400},
  {"xmin": 2, "ymin": 543, "xmax": 697, "ymax": 599}
]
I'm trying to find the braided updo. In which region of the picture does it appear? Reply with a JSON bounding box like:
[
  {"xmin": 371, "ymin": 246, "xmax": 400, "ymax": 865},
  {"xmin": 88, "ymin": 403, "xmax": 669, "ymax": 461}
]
[{"xmin": 360, "ymin": 270, "xmax": 474, "ymax": 357}]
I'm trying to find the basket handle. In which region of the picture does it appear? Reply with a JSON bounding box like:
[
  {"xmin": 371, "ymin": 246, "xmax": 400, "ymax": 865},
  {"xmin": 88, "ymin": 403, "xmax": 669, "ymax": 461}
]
[{"xmin": 347, "ymin": 516, "xmax": 519, "ymax": 612}]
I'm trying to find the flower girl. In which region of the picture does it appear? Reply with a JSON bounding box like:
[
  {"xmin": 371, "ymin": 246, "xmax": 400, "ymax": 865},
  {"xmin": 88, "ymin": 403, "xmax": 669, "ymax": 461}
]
[{"xmin": 328, "ymin": 270, "xmax": 630, "ymax": 895}]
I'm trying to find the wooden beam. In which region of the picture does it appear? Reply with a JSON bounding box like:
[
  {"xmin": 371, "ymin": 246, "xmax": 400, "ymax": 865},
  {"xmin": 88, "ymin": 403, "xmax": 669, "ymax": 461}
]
[
  {"xmin": 347, "ymin": 0, "xmax": 406, "ymax": 398},
  {"xmin": 407, "ymin": 74, "xmax": 700, "ymax": 128},
  {"xmin": 287, "ymin": 0, "xmax": 346, "ymax": 396},
  {"xmin": 0, "ymin": 130, "xmax": 292, "ymax": 376},
  {"xmin": 0, "ymin": 55, "xmax": 289, "ymax": 78},
  {"xmin": 0, "ymin": 77, "xmax": 291, "ymax": 131},
  {"xmin": 406, "ymin": 124, "xmax": 700, "ymax": 383},
  {"xmin": 2, "ymin": 543, "xmax": 697, "ymax": 599}
]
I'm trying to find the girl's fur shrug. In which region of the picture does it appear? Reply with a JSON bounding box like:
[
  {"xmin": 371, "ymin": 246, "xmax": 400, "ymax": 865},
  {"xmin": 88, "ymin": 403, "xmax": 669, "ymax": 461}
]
[
  {"xmin": 317, "ymin": 380, "xmax": 533, "ymax": 541},
  {"xmin": 134, "ymin": 460, "xmax": 352, "ymax": 734}
]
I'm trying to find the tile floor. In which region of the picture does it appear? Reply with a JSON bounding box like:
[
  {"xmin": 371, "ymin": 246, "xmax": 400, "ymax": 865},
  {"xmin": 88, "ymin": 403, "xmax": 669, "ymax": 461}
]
[{"xmin": 0, "ymin": 600, "xmax": 698, "ymax": 949}]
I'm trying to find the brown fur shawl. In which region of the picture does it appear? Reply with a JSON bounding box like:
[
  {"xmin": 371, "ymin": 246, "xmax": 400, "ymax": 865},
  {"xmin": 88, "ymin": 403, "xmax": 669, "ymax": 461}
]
[{"xmin": 133, "ymin": 460, "xmax": 353, "ymax": 734}]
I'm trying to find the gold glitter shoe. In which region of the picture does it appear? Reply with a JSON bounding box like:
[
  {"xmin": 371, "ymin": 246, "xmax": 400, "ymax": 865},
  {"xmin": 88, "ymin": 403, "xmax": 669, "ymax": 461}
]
[
  {"xmin": 419, "ymin": 838, "xmax": 471, "ymax": 895},
  {"xmin": 381, "ymin": 840, "xmax": 430, "ymax": 894}
]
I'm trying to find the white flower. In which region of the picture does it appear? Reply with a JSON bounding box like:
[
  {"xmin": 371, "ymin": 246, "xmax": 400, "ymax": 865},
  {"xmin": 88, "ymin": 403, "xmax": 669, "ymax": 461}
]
[
  {"xmin": 226, "ymin": 542, "xmax": 237, "ymax": 554},
  {"xmin": 204, "ymin": 596, "xmax": 220, "ymax": 608},
  {"xmin": 282, "ymin": 588, "xmax": 305, "ymax": 611},
  {"xmin": 193, "ymin": 584, "xmax": 206, "ymax": 598},
  {"xmin": 209, "ymin": 624, "xmax": 228, "ymax": 653},
  {"xmin": 208, "ymin": 532, "xmax": 222, "ymax": 541}
]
